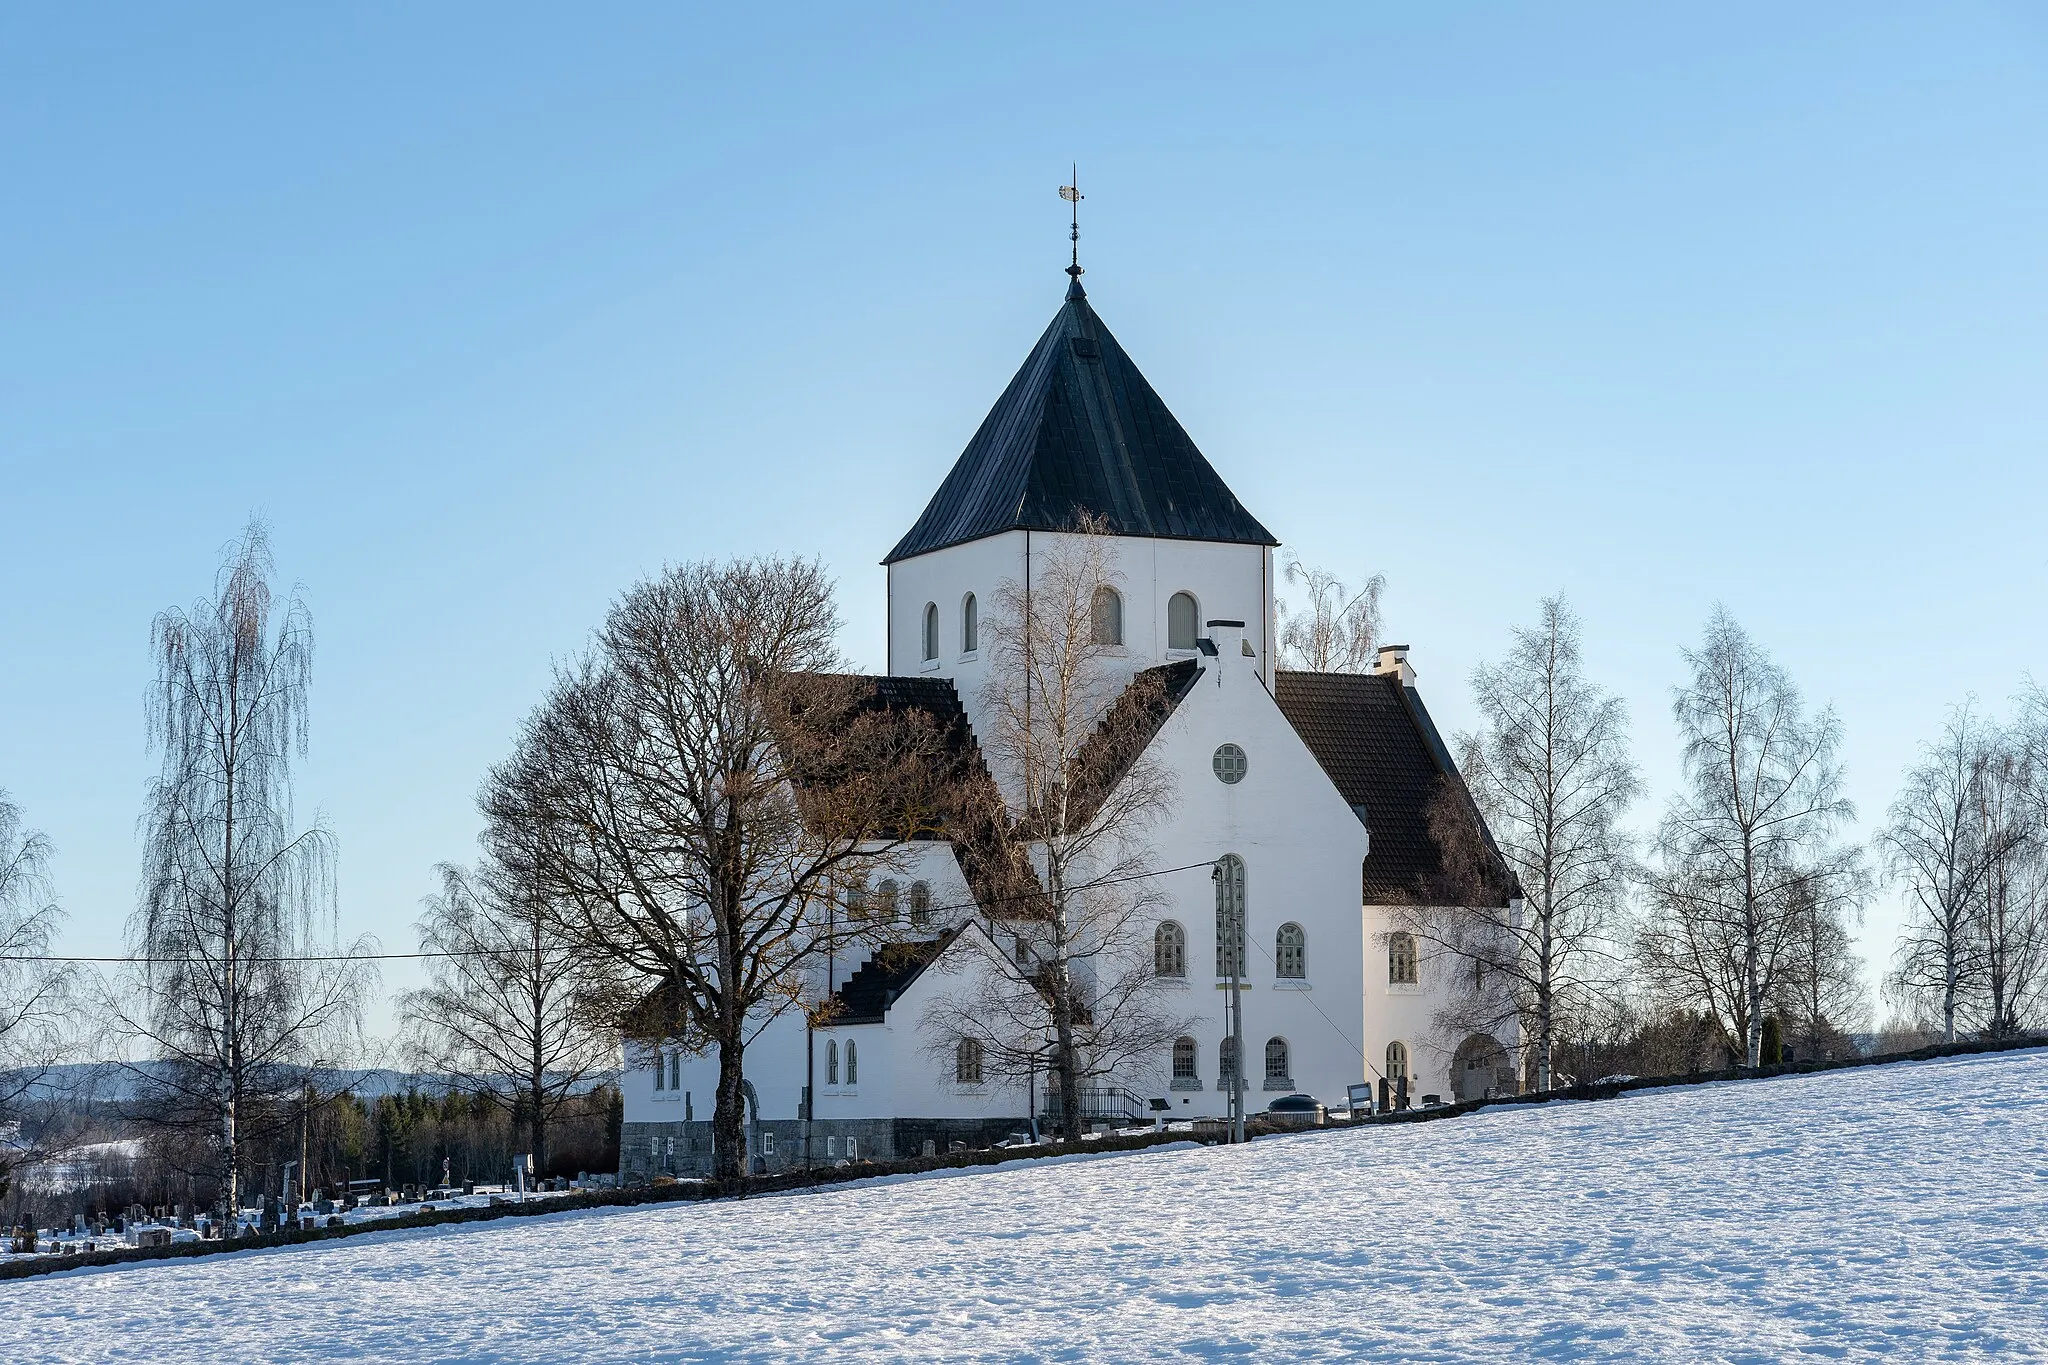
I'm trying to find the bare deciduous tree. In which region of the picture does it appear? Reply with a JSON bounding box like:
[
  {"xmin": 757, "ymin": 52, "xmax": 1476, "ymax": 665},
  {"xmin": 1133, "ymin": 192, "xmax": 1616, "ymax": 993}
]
[
  {"xmin": 399, "ymin": 860, "xmax": 615, "ymax": 1174},
  {"xmin": 1277, "ymin": 556, "xmax": 1385, "ymax": 673},
  {"xmin": 0, "ymin": 790, "xmax": 74, "ymax": 1200},
  {"xmin": 1970, "ymin": 732, "xmax": 2045, "ymax": 1037},
  {"xmin": 484, "ymin": 557, "xmax": 952, "ymax": 1181},
  {"xmin": 1641, "ymin": 608, "xmax": 1857, "ymax": 1068},
  {"xmin": 120, "ymin": 522, "xmax": 373, "ymax": 1215},
  {"xmin": 1773, "ymin": 870, "xmax": 1868, "ymax": 1059},
  {"xmin": 1405, "ymin": 597, "xmax": 1638, "ymax": 1092},
  {"xmin": 922, "ymin": 523, "xmax": 1188, "ymax": 1141}
]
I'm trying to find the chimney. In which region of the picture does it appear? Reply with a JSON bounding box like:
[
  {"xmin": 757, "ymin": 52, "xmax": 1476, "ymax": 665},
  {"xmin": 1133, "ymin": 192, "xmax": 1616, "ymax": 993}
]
[
  {"xmin": 1201, "ymin": 620, "xmax": 1251, "ymax": 677},
  {"xmin": 1372, "ymin": 643, "xmax": 1416, "ymax": 688}
]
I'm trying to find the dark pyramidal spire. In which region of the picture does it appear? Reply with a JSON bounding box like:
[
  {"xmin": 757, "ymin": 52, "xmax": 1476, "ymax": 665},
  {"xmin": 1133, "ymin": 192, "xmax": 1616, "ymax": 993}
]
[{"xmin": 884, "ymin": 280, "xmax": 1278, "ymax": 564}]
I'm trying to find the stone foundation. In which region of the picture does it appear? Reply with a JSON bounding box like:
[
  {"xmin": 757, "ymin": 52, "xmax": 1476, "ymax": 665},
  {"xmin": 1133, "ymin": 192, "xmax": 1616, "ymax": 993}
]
[{"xmin": 620, "ymin": 1116, "xmax": 1030, "ymax": 1179}]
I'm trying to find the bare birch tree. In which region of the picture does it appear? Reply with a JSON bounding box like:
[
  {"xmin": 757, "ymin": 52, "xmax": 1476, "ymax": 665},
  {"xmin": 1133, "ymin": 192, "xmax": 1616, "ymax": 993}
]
[
  {"xmin": 1641, "ymin": 608, "xmax": 1856, "ymax": 1068},
  {"xmin": 483, "ymin": 557, "xmax": 953, "ymax": 1181},
  {"xmin": 1880, "ymin": 702, "xmax": 2006, "ymax": 1041},
  {"xmin": 1773, "ymin": 869, "xmax": 1869, "ymax": 1059},
  {"xmin": 1277, "ymin": 556, "xmax": 1385, "ymax": 672},
  {"xmin": 399, "ymin": 860, "xmax": 615, "ymax": 1174},
  {"xmin": 921, "ymin": 524, "xmax": 1188, "ymax": 1140},
  {"xmin": 1971, "ymin": 736, "xmax": 2046, "ymax": 1037},
  {"xmin": 1405, "ymin": 597, "xmax": 1637, "ymax": 1092},
  {"xmin": 120, "ymin": 522, "xmax": 373, "ymax": 1215},
  {"xmin": 0, "ymin": 791, "xmax": 74, "ymax": 1200}
]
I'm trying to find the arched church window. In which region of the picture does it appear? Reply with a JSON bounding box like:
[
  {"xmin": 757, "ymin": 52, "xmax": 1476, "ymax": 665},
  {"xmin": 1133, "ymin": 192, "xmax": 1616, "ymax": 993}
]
[
  {"xmin": 1275, "ymin": 922, "xmax": 1306, "ymax": 979},
  {"xmin": 1265, "ymin": 1037, "xmax": 1290, "ymax": 1082},
  {"xmin": 652, "ymin": 1047, "xmax": 664, "ymax": 1092},
  {"xmin": 961, "ymin": 594, "xmax": 978, "ymax": 654},
  {"xmin": 876, "ymin": 879, "xmax": 900, "ymax": 925},
  {"xmin": 1090, "ymin": 586, "xmax": 1123, "ymax": 647},
  {"xmin": 1172, "ymin": 1036, "xmax": 1198, "ymax": 1081},
  {"xmin": 826, "ymin": 1040, "xmax": 839, "ymax": 1085},
  {"xmin": 1386, "ymin": 1039, "xmax": 1409, "ymax": 1081},
  {"xmin": 668, "ymin": 1052, "xmax": 680, "ymax": 1091},
  {"xmin": 955, "ymin": 1037, "xmax": 983, "ymax": 1086},
  {"xmin": 846, "ymin": 1040, "xmax": 859, "ymax": 1085},
  {"xmin": 1389, "ymin": 931, "xmax": 1418, "ymax": 985},
  {"xmin": 1154, "ymin": 921, "xmax": 1186, "ymax": 978},
  {"xmin": 1167, "ymin": 592, "xmax": 1200, "ymax": 650},
  {"xmin": 908, "ymin": 880, "xmax": 933, "ymax": 928},
  {"xmin": 922, "ymin": 602, "xmax": 939, "ymax": 661},
  {"xmin": 1219, "ymin": 1037, "xmax": 1240, "ymax": 1086}
]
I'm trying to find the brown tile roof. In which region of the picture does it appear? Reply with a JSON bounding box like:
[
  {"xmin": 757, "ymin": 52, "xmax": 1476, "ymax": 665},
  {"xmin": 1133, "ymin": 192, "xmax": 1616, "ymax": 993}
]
[{"xmin": 1273, "ymin": 669, "xmax": 1515, "ymax": 906}]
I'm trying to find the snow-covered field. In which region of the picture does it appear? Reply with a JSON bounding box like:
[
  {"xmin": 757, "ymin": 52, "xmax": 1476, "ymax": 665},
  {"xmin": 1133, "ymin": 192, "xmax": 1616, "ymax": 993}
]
[{"xmin": 9, "ymin": 1049, "xmax": 2046, "ymax": 1362}]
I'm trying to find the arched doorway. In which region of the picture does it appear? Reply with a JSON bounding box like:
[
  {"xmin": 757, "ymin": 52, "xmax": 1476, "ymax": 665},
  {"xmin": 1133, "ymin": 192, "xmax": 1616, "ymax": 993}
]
[{"xmin": 1451, "ymin": 1033, "xmax": 1515, "ymax": 1102}]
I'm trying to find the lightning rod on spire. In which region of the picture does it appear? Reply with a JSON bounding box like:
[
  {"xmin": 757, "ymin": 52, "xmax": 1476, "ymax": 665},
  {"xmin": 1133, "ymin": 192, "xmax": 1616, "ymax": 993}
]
[{"xmin": 1059, "ymin": 166, "xmax": 1084, "ymax": 282}]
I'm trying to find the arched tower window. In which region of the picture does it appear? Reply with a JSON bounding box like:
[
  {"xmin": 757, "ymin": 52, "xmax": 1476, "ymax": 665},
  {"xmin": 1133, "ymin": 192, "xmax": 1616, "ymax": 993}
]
[
  {"xmin": 1265, "ymin": 1037, "xmax": 1291, "ymax": 1082},
  {"xmin": 922, "ymin": 602, "xmax": 939, "ymax": 661},
  {"xmin": 1090, "ymin": 586, "xmax": 1123, "ymax": 646},
  {"xmin": 961, "ymin": 593, "xmax": 978, "ymax": 654},
  {"xmin": 1153, "ymin": 920, "xmax": 1186, "ymax": 978},
  {"xmin": 1389, "ymin": 931, "xmax": 1418, "ymax": 985},
  {"xmin": 876, "ymin": 879, "xmax": 900, "ymax": 925},
  {"xmin": 908, "ymin": 880, "xmax": 933, "ymax": 928},
  {"xmin": 1386, "ymin": 1039, "xmax": 1409, "ymax": 1081},
  {"xmin": 1167, "ymin": 592, "xmax": 1200, "ymax": 650},
  {"xmin": 1275, "ymin": 922, "xmax": 1306, "ymax": 979}
]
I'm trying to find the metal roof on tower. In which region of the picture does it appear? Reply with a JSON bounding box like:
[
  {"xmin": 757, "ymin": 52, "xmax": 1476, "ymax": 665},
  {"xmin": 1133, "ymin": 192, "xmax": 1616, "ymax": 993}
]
[{"xmin": 883, "ymin": 279, "xmax": 1279, "ymax": 564}]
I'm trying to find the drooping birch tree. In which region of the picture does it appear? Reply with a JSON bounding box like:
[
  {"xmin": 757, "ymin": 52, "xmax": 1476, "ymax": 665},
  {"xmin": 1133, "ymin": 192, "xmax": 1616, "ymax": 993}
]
[
  {"xmin": 1407, "ymin": 597, "xmax": 1638, "ymax": 1092},
  {"xmin": 123, "ymin": 522, "xmax": 373, "ymax": 1214},
  {"xmin": 1641, "ymin": 608, "xmax": 1856, "ymax": 1068},
  {"xmin": 1276, "ymin": 556, "xmax": 1386, "ymax": 673},
  {"xmin": 0, "ymin": 791, "xmax": 74, "ymax": 1201}
]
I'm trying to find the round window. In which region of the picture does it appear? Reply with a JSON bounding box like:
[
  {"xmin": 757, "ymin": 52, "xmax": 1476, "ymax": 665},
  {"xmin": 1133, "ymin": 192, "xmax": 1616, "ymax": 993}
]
[{"xmin": 1212, "ymin": 743, "xmax": 1248, "ymax": 785}]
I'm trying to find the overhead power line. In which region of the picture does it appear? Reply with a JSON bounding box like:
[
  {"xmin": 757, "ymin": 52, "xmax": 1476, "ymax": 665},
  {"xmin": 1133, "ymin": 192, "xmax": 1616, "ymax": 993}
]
[{"xmin": 0, "ymin": 858, "xmax": 1225, "ymax": 966}]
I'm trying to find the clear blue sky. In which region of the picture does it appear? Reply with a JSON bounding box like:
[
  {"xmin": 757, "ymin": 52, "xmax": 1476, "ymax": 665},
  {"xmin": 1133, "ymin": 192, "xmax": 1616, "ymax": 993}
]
[{"xmin": 3, "ymin": 5, "xmax": 2043, "ymax": 1042}]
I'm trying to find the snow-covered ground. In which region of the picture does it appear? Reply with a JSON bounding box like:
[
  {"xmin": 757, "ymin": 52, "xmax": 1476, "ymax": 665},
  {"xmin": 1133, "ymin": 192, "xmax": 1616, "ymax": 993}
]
[{"xmin": 9, "ymin": 1049, "xmax": 2046, "ymax": 1362}]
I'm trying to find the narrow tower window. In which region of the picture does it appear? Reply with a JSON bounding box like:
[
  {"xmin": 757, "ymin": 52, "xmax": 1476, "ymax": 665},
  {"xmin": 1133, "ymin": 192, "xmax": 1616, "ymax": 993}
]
[
  {"xmin": 922, "ymin": 602, "xmax": 939, "ymax": 662},
  {"xmin": 961, "ymin": 593, "xmax": 978, "ymax": 654}
]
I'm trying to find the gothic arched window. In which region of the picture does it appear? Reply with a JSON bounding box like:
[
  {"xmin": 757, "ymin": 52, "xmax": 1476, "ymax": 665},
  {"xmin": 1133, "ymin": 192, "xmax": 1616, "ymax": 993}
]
[
  {"xmin": 922, "ymin": 602, "xmax": 939, "ymax": 661},
  {"xmin": 1167, "ymin": 592, "xmax": 1199, "ymax": 650},
  {"xmin": 961, "ymin": 593, "xmax": 978, "ymax": 654},
  {"xmin": 1275, "ymin": 923, "xmax": 1306, "ymax": 980},
  {"xmin": 846, "ymin": 1040, "xmax": 859, "ymax": 1085},
  {"xmin": 1154, "ymin": 921, "xmax": 1186, "ymax": 978},
  {"xmin": 826, "ymin": 1040, "xmax": 839, "ymax": 1085},
  {"xmin": 1090, "ymin": 586, "xmax": 1124, "ymax": 646},
  {"xmin": 1389, "ymin": 931, "xmax": 1418, "ymax": 985}
]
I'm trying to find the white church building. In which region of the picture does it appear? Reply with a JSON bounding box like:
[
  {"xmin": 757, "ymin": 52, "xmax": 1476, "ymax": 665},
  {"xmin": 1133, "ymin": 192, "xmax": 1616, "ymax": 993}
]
[{"xmin": 622, "ymin": 272, "xmax": 1520, "ymax": 1177}]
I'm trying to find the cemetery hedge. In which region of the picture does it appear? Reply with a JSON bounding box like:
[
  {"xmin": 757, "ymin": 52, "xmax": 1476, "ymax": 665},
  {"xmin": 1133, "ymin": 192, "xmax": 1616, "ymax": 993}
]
[{"xmin": 6, "ymin": 1032, "xmax": 2041, "ymax": 1282}]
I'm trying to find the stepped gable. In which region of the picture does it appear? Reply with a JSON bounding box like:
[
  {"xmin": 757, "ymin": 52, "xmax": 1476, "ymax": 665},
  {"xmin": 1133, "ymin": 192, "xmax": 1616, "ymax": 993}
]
[
  {"xmin": 1022, "ymin": 658, "xmax": 1203, "ymax": 836},
  {"xmin": 1274, "ymin": 669, "xmax": 1517, "ymax": 906},
  {"xmin": 829, "ymin": 930, "xmax": 960, "ymax": 1024},
  {"xmin": 885, "ymin": 279, "xmax": 1278, "ymax": 563}
]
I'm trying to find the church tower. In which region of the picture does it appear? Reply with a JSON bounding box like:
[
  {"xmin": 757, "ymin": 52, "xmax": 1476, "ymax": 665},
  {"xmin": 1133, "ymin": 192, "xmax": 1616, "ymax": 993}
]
[{"xmin": 884, "ymin": 276, "xmax": 1280, "ymax": 733}]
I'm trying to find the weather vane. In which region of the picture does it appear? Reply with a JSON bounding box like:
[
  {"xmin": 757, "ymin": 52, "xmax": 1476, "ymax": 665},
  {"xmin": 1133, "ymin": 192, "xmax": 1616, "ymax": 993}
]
[{"xmin": 1059, "ymin": 166, "xmax": 1083, "ymax": 280}]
